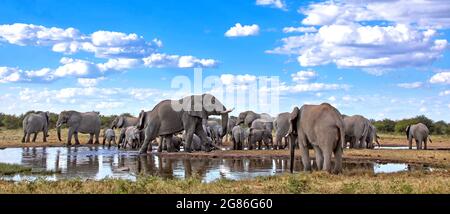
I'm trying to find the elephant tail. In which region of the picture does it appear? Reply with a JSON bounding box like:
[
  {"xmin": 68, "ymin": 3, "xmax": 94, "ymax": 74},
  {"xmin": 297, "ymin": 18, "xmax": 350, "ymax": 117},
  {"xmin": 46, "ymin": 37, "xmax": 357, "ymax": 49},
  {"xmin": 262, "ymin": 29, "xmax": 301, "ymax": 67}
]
[
  {"xmin": 337, "ymin": 123, "xmax": 345, "ymax": 151},
  {"xmin": 429, "ymin": 136, "xmax": 433, "ymax": 144}
]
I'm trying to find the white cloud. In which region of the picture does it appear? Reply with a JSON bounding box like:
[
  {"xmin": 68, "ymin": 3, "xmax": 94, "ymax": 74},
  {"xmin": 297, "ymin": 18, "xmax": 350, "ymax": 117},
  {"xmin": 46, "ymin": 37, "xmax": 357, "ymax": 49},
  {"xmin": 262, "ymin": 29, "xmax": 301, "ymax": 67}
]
[
  {"xmin": 268, "ymin": 0, "xmax": 449, "ymax": 72},
  {"xmin": 95, "ymin": 101, "xmax": 125, "ymax": 109},
  {"xmin": 291, "ymin": 70, "xmax": 317, "ymax": 83},
  {"xmin": 420, "ymin": 107, "xmax": 428, "ymax": 113},
  {"xmin": 430, "ymin": 72, "xmax": 450, "ymax": 84},
  {"xmin": 269, "ymin": 24, "xmax": 447, "ymax": 70},
  {"xmin": 439, "ymin": 90, "xmax": 450, "ymax": 96},
  {"xmin": 225, "ymin": 23, "xmax": 260, "ymax": 37},
  {"xmin": 397, "ymin": 82, "xmax": 423, "ymax": 89},
  {"xmin": 77, "ymin": 77, "xmax": 105, "ymax": 87},
  {"xmin": 0, "ymin": 67, "xmax": 22, "ymax": 83},
  {"xmin": 283, "ymin": 26, "xmax": 317, "ymax": 33},
  {"xmin": 256, "ymin": 0, "xmax": 286, "ymax": 10},
  {"xmin": 0, "ymin": 23, "xmax": 219, "ymax": 84},
  {"xmin": 328, "ymin": 96, "xmax": 336, "ymax": 102}
]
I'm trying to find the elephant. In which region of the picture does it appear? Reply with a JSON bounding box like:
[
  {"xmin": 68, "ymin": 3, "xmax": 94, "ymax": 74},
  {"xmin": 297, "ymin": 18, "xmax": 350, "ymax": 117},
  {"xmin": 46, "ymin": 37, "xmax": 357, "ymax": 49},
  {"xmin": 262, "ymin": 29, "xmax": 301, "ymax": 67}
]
[
  {"xmin": 274, "ymin": 112, "xmax": 290, "ymax": 150},
  {"xmin": 342, "ymin": 115, "xmax": 370, "ymax": 149},
  {"xmin": 251, "ymin": 119, "xmax": 273, "ymax": 131},
  {"xmin": 406, "ymin": 123, "xmax": 432, "ymax": 150},
  {"xmin": 226, "ymin": 116, "xmax": 238, "ymax": 142},
  {"xmin": 366, "ymin": 124, "xmax": 381, "ymax": 149},
  {"xmin": 56, "ymin": 111, "xmax": 101, "ymax": 146},
  {"xmin": 237, "ymin": 111, "xmax": 272, "ymax": 128},
  {"xmin": 161, "ymin": 135, "xmax": 183, "ymax": 152},
  {"xmin": 112, "ymin": 115, "xmax": 139, "ymax": 146},
  {"xmin": 22, "ymin": 111, "xmax": 50, "ymax": 143},
  {"xmin": 209, "ymin": 124, "xmax": 223, "ymax": 145},
  {"xmin": 181, "ymin": 133, "xmax": 212, "ymax": 152},
  {"xmin": 289, "ymin": 103, "xmax": 345, "ymax": 174},
  {"xmin": 248, "ymin": 128, "xmax": 273, "ymax": 150},
  {"xmin": 231, "ymin": 125, "xmax": 245, "ymax": 150},
  {"xmin": 121, "ymin": 126, "xmax": 142, "ymax": 149},
  {"xmin": 138, "ymin": 94, "xmax": 233, "ymax": 154},
  {"xmin": 102, "ymin": 129, "xmax": 116, "ymax": 147}
]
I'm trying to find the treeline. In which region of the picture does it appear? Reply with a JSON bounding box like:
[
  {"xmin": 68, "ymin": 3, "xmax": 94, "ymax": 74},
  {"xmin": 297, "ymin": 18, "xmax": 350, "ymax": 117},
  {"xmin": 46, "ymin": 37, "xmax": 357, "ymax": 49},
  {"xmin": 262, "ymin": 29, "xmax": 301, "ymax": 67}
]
[
  {"xmin": 372, "ymin": 115, "xmax": 450, "ymax": 135},
  {"xmin": 0, "ymin": 111, "xmax": 121, "ymax": 130}
]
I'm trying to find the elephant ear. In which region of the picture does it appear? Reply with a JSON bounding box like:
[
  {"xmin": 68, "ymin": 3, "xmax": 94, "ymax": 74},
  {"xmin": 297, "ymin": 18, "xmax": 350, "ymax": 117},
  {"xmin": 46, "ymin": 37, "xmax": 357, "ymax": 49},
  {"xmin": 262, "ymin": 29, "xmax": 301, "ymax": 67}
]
[
  {"xmin": 137, "ymin": 111, "xmax": 146, "ymax": 130},
  {"xmin": 186, "ymin": 95, "xmax": 208, "ymax": 119},
  {"xmin": 289, "ymin": 107, "xmax": 301, "ymax": 135},
  {"xmin": 45, "ymin": 111, "xmax": 50, "ymax": 124},
  {"xmin": 117, "ymin": 116, "xmax": 124, "ymax": 128}
]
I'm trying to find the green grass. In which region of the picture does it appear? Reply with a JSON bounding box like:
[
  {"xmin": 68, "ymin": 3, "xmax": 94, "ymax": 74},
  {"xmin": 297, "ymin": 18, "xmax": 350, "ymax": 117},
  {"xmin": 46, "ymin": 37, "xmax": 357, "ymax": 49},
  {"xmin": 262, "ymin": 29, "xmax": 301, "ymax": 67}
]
[{"xmin": 0, "ymin": 163, "xmax": 32, "ymax": 175}]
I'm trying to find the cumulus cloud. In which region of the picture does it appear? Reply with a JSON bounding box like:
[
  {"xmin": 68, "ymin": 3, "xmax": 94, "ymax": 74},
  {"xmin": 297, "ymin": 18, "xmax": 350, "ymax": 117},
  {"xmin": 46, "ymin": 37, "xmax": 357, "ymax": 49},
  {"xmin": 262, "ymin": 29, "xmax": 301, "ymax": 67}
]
[
  {"xmin": 291, "ymin": 70, "xmax": 317, "ymax": 83},
  {"xmin": 430, "ymin": 72, "xmax": 450, "ymax": 84},
  {"xmin": 282, "ymin": 26, "xmax": 317, "ymax": 33},
  {"xmin": 268, "ymin": 0, "xmax": 449, "ymax": 73},
  {"xmin": 225, "ymin": 23, "xmax": 260, "ymax": 37},
  {"xmin": 256, "ymin": 0, "xmax": 286, "ymax": 10},
  {"xmin": 397, "ymin": 82, "xmax": 423, "ymax": 89},
  {"xmin": 0, "ymin": 23, "xmax": 218, "ymax": 83}
]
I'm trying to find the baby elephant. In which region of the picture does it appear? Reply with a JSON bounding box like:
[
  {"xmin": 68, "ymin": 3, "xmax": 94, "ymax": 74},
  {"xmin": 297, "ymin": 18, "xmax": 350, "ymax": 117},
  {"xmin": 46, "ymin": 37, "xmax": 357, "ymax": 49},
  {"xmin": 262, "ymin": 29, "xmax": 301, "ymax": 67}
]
[
  {"xmin": 121, "ymin": 127, "xmax": 142, "ymax": 149},
  {"xmin": 248, "ymin": 128, "xmax": 273, "ymax": 150},
  {"xmin": 231, "ymin": 126, "xmax": 245, "ymax": 150},
  {"xmin": 102, "ymin": 129, "xmax": 116, "ymax": 147},
  {"xmin": 159, "ymin": 135, "xmax": 183, "ymax": 153},
  {"xmin": 185, "ymin": 134, "xmax": 212, "ymax": 152}
]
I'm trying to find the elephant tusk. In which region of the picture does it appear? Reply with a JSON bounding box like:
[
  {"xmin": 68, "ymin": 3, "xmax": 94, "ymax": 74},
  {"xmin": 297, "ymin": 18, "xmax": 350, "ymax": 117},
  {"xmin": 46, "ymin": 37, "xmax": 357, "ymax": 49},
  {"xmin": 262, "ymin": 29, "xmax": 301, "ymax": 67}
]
[{"xmin": 220, "ymin": 108, "xmax": 235, "ymax": 114}]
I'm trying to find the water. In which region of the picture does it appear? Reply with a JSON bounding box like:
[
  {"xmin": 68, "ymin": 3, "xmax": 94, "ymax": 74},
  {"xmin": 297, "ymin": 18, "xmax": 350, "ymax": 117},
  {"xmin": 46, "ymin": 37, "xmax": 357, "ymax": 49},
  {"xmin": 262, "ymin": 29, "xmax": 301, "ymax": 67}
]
[{"xmin": 0, "ymin": 147, "xmax": 437, "ymax": 183}]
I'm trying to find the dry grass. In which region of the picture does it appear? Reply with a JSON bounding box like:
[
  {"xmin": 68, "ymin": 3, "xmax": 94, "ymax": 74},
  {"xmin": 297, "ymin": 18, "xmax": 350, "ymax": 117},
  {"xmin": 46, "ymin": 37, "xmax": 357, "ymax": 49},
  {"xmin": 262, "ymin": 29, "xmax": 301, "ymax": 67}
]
[
  {"xmin": 0, "ymin": 170, "xmax": 449, "ymax": 194},
  {"xmin": 378, "ymin": 133, "xmax": 450, "ymax": 149}
]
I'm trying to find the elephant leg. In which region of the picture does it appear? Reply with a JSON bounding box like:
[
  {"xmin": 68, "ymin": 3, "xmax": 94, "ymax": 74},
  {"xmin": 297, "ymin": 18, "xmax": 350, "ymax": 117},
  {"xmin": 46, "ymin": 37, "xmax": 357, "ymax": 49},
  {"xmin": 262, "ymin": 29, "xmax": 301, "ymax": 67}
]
[
  {"xmin": 67, "ymin": 128, "xmax": 74, "ymax": 146},
  {"xmin": 158, "ymin": 137, "xmax": 165, "ymax": 153},
  {"xmin": 408, "ymin": 139, "xmax": 413, "ymax": 150},
  {"xmin": 43, "ymin": 130, "xmax": 47, "ymax": 142},
  {"xmin": 313, "ymin": 145, "xmax": 323, "ymax": 170},
  {"xmin": 321, "ymin": 146, "xmax": 332, "ymax": 173},
  {"xmin": 298, "ymin": 135, "xmax": 311, "ymax": 172},
  {"xmin": 424, "ymin": 138, "xmax": 428, "ymax": 150},
  {"xmin": 25, "ymin": 132, "xmax": 31, "ymax": 143},
  {"xmin": 415, "ymin": 139, "xmax": 420, "ymax": 150},
  {"xmin": 87, "ymin": 134, "xmax": 94, "ymax": 145},
  {"xmin": 94, "ymin": 132, "xmax": 100, "ymax": 145},
  {"xmin": 32, "ymin": 133, "xmax": 37, "ymax": 143},
  {"xmin": 333, "ymin": 146, "xmax": 343, "ymax": 174},
  {"xmin": 195, "ymin": 123, "xmax": 212, "ymax": 152},
  {"xmin": 139, "ymin": 125, "xmax": 157, "ymax": 154},
  {"xmin": 74, "ymin": 132, "xmax": 81, "ymax": 145},
  {"xmin": 103, "ymin": 137, "xmax": 106, "ymax": 145}
]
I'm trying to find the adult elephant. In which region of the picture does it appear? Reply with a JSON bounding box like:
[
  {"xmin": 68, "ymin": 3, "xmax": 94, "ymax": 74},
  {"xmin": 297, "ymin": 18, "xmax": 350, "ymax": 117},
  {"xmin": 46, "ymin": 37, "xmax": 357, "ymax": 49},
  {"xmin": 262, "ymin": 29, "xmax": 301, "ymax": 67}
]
[
  {"xmin": 289, "ymin": 103, "xmax": 345, "ymax": 174},
  {"xmin": 342, "ymin": 115, "xmax": 370, "ymax": 149},
  {"xmin": 56, "ymin": 111, "xmax": 101, "ymax": 146},
  {"xmin": 226, "ymin": 116, "xmax": 238, "ymax": 142},
  {"xmin": 274, "ymin": 112, "xmax": 290, "ymax": 150},
  {"xmin": 111, "ymin": 115, "xmax": 138, "ymax": 129},
  {"xmin": 237, "ymin": 111, "xmax": 272, "ymax": 128},
  {"xmin": 406, "ymin": 123, "xmax": 432, "ymax": 150},
  {"xmin": 22, "ymin": 111, "xmax": 50, "ymax": 143},
  {"xmin": 138, "ymin": 94, "xmax": 233, "ymax": 154}
]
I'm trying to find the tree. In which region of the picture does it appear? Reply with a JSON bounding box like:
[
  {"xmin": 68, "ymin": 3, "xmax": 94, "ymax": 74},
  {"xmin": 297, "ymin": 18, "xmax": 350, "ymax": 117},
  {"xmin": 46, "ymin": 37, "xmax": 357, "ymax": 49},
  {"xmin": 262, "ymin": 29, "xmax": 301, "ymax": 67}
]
[{"xmin": 374, "ymin": 119, "xmax": 396, "ymax": 133}]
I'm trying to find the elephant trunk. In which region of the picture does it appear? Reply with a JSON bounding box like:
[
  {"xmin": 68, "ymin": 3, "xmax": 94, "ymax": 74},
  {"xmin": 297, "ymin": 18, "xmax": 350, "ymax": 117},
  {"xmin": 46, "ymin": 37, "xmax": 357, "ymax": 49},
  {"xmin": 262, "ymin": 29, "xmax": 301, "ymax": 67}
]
[
  {"xmin": 221, "ymin": 113, "xmax": 228, "ymax": 138},
  {"xmin": 57, "ymin": 125, "xmax": 62, "ymax": 142},
  {"xmin": 290, "ymin": 134, "xmax": 296, "ymax": 173}
]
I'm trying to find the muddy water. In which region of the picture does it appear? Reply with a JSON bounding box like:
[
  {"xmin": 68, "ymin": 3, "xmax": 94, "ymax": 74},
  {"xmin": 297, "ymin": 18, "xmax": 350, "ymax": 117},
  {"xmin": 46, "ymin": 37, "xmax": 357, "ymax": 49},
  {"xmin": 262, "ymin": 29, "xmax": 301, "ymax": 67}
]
[{"xmin": 0, "ymin": 147, "xmax": 437, "ymax": 183}]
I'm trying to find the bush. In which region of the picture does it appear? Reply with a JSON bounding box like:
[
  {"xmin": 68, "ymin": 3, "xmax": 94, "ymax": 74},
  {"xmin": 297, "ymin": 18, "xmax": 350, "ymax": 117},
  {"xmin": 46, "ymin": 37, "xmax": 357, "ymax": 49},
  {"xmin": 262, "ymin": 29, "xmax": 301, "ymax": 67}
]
[
  {"xmin": 374, "ymin": 119, "xmax": 396, "ymax": 133},
  {"xmin": 100, "ymin": 115, "xmax": 118, "ymax": 129}
]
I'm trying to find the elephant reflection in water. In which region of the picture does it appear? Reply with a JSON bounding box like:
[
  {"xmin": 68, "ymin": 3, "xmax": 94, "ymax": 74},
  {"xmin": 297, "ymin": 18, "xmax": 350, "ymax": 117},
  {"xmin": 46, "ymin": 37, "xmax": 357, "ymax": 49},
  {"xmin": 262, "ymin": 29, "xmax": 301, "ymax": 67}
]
[
  {"xmin": 21, "ymin": 147, "xmax": 47, "ymax": 169},
  {"xmin": 65, "ymin": 147, "xmax": 100, "ymax": 178}
]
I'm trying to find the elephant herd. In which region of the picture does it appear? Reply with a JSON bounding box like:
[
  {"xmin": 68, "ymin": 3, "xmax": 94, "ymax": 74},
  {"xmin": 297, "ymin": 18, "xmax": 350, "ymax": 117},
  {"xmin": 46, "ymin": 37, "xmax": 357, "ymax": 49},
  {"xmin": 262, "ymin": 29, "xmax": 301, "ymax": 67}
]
[{"xmin": 21, "ymin": 93, "xmax": 433, "ymax": 174}]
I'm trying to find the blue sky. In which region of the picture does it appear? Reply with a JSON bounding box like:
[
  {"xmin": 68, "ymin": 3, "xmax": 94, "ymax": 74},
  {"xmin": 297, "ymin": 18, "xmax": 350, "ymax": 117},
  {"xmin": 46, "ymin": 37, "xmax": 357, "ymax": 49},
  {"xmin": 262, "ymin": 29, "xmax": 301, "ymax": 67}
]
[{"xmin": 0, "ymin": 0, "xmax": 449, "ymax": 122}]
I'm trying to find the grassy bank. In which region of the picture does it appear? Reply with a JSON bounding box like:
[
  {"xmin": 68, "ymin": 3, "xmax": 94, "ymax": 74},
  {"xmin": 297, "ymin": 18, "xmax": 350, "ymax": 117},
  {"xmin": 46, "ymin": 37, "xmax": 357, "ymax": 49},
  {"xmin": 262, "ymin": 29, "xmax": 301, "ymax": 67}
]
[
  {"xmin": 1, "ymin": 170, "xmax": 449, "ymax": 194},
  {"xmin": 0, "ymin": 163, "xmax": 32, "ymax": 175}
]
